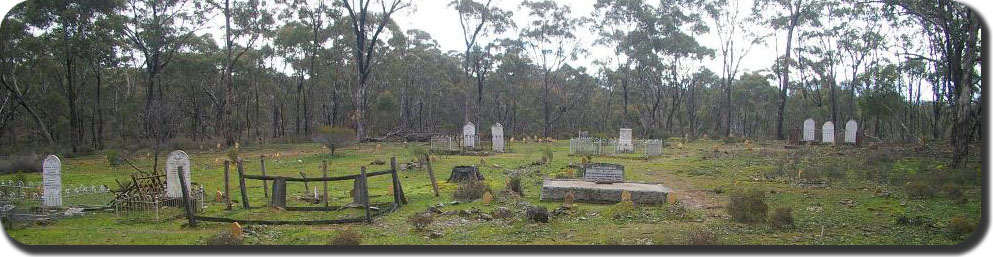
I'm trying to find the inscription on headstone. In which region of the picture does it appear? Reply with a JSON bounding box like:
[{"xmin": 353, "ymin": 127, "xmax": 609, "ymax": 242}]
[
  {"xmin": 42, "ymin": 155, "xmax": 62, "ymax": 207},
  {"xmin": 462, "ymin": 122, "xmax": 476, "ymax": 148},
  {"xmin": 845, "ymin": 120, "xmax": 858, "ymax": 144},
  {"xmin": 618, "ymin": 128, "xmax": 634, "ymax": 152},
  {"xmin": 166, "ymin": 150, "xmax": 192, "ymax": 198},
  {"xmin": 822, "ymin": 121, "xmax": 835, "ymax": 144},
  {"xmin": 583, "ymin": 163, "xmax": 624, "ymax": 183},
  {"xmin": 491, "ymin": 123, "xmax": 504, "ymax": 152},
  {"xmin": 803, "ymin": 118, "xmax": 816, "ymax": 142}
]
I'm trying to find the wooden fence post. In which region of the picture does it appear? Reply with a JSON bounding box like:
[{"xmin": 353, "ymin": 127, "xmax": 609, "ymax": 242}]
[
  {"xmin": 177, "ymin": 166, "xmax": 197, "ymax": 227},
  {"xmin": 260, "ymin": 155, "xmax": 269, "ymax": 198},
  {"xmin": 425, "ymin": 154, "xmax": 439, "ymax": 197},
  {"xmin": 322, "ymin": 160, "xmax": 329, "ymax": 208},
  {"xmin": 269, "ymin": 178, "xmax": 287, "ymax": 208},
  {"xmin": 361, "ymin": 166, "xmax": 371, "ymax": 223},
  {"xmin": 390, "ymin": 157, "xmax": 401, "ymax": 205},
  {"xmin": 237, "ymin": 160, "xmax": 249, "ymax": 209},
  {"xmin": 224, "ymin": 160, "xmax": 231, "ymax": 210}
]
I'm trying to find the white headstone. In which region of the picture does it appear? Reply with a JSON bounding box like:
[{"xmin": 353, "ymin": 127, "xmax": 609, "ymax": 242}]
[
  {"xmin": 491, "ymin": 123, "xmax": 504, "ymax": 152},
  {"xmin": 42, "ymin": 155, "xmax": 62, "ymax": 207},
  {"xmin": 822, "ymin": 121, "xmax": 835, "ymax": 144},
  {"xmin": 618, "ymin": 128, "xmax": 634, "ymax": 152},
  {"xmin": 803, "ymin": 118, "xmax": 816, "ymax": 142},
  {"xmin": 845, "ymin": 120, "xmax": 858, "ymax": 144},
  {"xmin": 462, "ymin": 122, "xmax": 476, "ymax": 148},
  {"xmin": 165, "ymin": 150, "xmax": 192, "ymax": 198}
]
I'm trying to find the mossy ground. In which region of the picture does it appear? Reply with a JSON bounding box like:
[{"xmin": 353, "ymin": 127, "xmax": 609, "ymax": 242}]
[{"xmin": 2, "ymin": 139, "xmax": 982, "ymax": 245}]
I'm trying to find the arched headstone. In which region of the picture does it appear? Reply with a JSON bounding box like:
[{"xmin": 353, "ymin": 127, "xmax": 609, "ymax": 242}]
[
  {"xmin": 845, "ymin": 120, "xmax": 858, "ymax": 144},
  {"xmin": 42, "ymin": 155, "xmax": 62, "ymax": 207},
  {"xmin": 463, "ymin": 122, "xmax": 476, "ymax": 148},
  {"xmin": 491, "ymin": 123, "xmax": 505, "ymax": 152},
  {"xmin": 618, "ymin": 128, "xmax": 634, "ymax": 152},
  {"xmin": 803, "ymin": 118, "xmax": 816, "ymax": 142},
  {"xmin": 165, "ymin": 150, "xmax": 192, "ymax": 198},
  {"xmin": 822, "ymin": 121, "xmax": 835, "ymax": 144}
]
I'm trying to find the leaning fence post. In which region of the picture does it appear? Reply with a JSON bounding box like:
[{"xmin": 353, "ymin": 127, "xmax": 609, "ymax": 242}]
[
  {"xmin": 177, "ymin": 166, "xmax": 197, "ymax": 227},
  {"xmin": 322, "ymin": 160, "xmax": 329, "ymax": 208},
  {"xmin": 224, "ymin": 160, "xmax": 231, "ymax": 210},
  {"xmin": 425, "ymin": 154, "xmax": 439, "ymax": 197},
  {"xmin": 260, "ymin": 155, "xmax": 269, "ymax": 199},
  {"xmin": 237, "ymin": 160, "xmax": 249, "ymax": 209},
  {"xmin": 361, "ymin": 166, "xmax": 371, "ymax": 223}
]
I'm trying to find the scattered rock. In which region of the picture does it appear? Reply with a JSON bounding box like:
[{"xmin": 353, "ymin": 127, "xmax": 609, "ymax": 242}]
[
  {"xmin": 525, "ymin": 205, "xmax": 549, "ymax": 223},
  {"xmin": 479, "ymin": 213, "xmax": 493, "ymax": 221},
  {"xmin": 429, "ymin": 231, "xmax": 444, "ymax": 239},
  {"xmin": 450, "ymin": 201, "xmax": 461, "ymax": 205},
  {"xmin": 838, "ymin": 199, "xmax": 856, "ymax": 207}
]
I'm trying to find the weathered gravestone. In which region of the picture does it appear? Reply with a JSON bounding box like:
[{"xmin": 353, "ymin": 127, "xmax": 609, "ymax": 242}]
[
  {"xmin": 491, "ymin": 123, "xmax": 504, "ymax": 152},
  {"xmin": 845, "ymin": 120, "xmax": 858, "ymax": 144},
  {"xmin": 462, "ymin": 122, "xmax": 476, "ymax": 149},
  {"xmin": 165, "ymin": 150, "xmax": 192, "ymax": 198},
  {"xmin": 42, "ymin": 155, "xmax": 62, "ymax": 207},
  {"xmin": 822, "ymin": 121, "xmax": 835, "ymax": 144},
  {"xmin": 583, "ymin": 163, "xmax": 625, "ymax": 184},
  {"xmin": 803, "ymin": 118, "xmax": 816, "ymax": 142},
  {"xmin": 618, "ymin": 128, "xmax": 634, "ymax": 152}
]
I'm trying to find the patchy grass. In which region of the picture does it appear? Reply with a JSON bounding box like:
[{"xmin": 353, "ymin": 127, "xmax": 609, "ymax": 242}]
[{"xmin": 1, "ymin": 140, "xmax": 981, "ymax": 245}]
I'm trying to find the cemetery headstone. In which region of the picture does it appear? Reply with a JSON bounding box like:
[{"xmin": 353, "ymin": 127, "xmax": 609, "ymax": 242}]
[
  {"xmin": 463, "ymin": 122, "xmax": 476, "ymax": 148},
  {"xmin": 166, "ymin": 150, "xmax": 192, "ymax": 198},
  {"xmin": 822, "ymin": 121, "xmax": 835, "ymax": 144},
  {"xmin": 618, "ymin": 128, "xmax": 634, "ymax": 152},
  {"xmin": 491, "ymin": 123, "xmax": 504, "ymax": 152},
  {"xmin": 803, "ymin": 118, "xmax": 816, "ymax": 142},
  {"xmin": 583, "ymin": 163, "xmax": 625, "ymax": 184},
  {"xmin": 845, "ymin": 120, "xmax": 858, "ymax": 144},
  {"xmin": 42, "ymin": 155, "xmax": 62, "ymax": 207}
]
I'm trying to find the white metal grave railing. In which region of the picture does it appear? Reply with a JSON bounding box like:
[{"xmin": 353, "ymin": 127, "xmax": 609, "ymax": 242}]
[
  {"xmin": 569, "ymin": 138, "xmax": 664, "ymax": 157},
  {"xmin": 113, "ymin": 185, "xmax": 205, "ymax": 223},
  {"xmin": 0, "ymin": 180, "xmax": 114, "ymax": 222}
]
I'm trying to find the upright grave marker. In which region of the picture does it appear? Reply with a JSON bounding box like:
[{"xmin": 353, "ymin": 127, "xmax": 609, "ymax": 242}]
[
  {"xmin": 42, "ymin": 155, "xmax": 62, "ymax": 207},
  {"xmin": 463, "ymin": 122, "xmax": 476, "ymax": 149},
  {"xmin": 845, "ymin": 120, "xmax": 858, "ymax": 144},
  {"xmin": 803, "ymin": 118, "xmax": 816, "ymax": 142},
  {"xmin": 583, "ymin": 163, "xmax": 625, "ymax": 184},
  {"xmin": 491, "ymin": 123, "xmax": 504, "ymax": 152},
  {"xmin": 618, "ymin": 128, "xmax": 634, "ymax": 152},
  {"xmin": 166, "ymin": 150, "xmax": 192, "ymax": 198},
  {"xmin": 822, "ymin": 121, "xmax": 835, "ymax": 144}
]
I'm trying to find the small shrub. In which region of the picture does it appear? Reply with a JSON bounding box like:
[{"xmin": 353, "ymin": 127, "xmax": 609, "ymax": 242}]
[
  {"xmin": 941, "ymin": 183, "xmax": 965, "ymax": 201},
  {"xmin": 491, "ymin": 207, "xmax": 515, "ymax": 219},
  {"xmin": 507, "ymin": 175, "xmax": 523, "ymax": 196},
  {"xmin": 728, "ymin": 188, "xmax": 768, "ymax": 223},
  {"xmin": 407, "ymin": 212, "xmax": 433, "ymax": 231},
  {"xmin": 330, "ymin": 228, "xmax": 362, "ymax": 245},
  {"xmin": 542, "ymin": 146, "xmax": 554, "ymax": 163},
  {"xmin": 204, "ymin": 230, "xmax": 243, "ymax": 245},
  {"xmin": 453, "ymin": 178, "xmax": 491, "ymax": 201},
  {"xmin": 105, "ymin": 149, "xmax": 123, "ymax": 167},
  {"xmin": 683, "ymin": 228, "xmax": 717, "ymax": 245},
  {"xmin": 0, "ymin": 155, "xmax": 42, "ymax": 174},
  {"xmin": 770, "ymin": 207, "xmax": 794, "ymax": 228},
  {"xmin": 605, "ymin": 200, "xmax": 636, "ymax": 220},
  {"xmin": 313, "ymin": 126, "xmax": 357, "ymax": 156},
  {"xmin": 947, "ymin": 216, "xmax": 975, "ymax": 238},
  {"xmin": 525, "ymin": 205, "xmax": 549, "ymax": 223},
  {"xmin": 406, "ymin": 144, "xmax": 428, "ymax": 162},
  {"xmin": 904, "ymin": 181, "xmax": 936, "ymax": 199},
  {"xmin": 226, "ymin": 148, "xmax": 240, "ymax": 162}
]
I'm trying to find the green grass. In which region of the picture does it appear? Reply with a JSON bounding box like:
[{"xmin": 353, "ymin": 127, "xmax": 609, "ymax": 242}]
[{"xmin": 1, "ymin": 140, "xmax": 982, "ymax": 245}]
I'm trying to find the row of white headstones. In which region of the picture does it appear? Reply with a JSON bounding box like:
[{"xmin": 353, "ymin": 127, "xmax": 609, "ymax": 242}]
[
  {"xmin": 461, "ymin": 122, "xmax": 505, "ymax": 152},
  {"xmin": 38, "ymin": 150, "xmax": 192, "ymax": 207},
  {"xmin": 803, "ymin": 119, "xmax": 858, "ymax": 144}
]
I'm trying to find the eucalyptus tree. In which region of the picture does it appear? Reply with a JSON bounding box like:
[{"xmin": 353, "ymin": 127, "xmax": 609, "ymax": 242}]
[
  {"xmin": 0, "ymin": 8, "xmax": 55, "ymax": 145},
  {"xmin": 449, "ymin": 0, "xmax": 513, "ymax": 124},
  {"xmin": 519, "ymin": 0, "xmax": 583, "ymax": 137},
  {"xmin": 753, "ymin": 0, "xmax": 823, "ymax": 140},
  {"xmin": 878, "ymin": 0, "xmax": 982, "ymax": 167},
  {"xmin": 705, "ymin": 0, "xmax": 765, "ymax": 137},
  {"xmin": 340, "ymin": 0, "xmax": 409, "ymax": 141},
  {"xmin": 211, "ymin": 0, "xmax": 275, "ymax": 146}
]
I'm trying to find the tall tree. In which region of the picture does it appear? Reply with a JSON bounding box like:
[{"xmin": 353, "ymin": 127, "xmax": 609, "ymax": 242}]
[
  {"xmin": 341, "ymin": 0, "xmax": 409, "ymax": 141},
  {"xmin": 450, "ymin": 0, "xmax": 513, "ymax": 124},
  {"xmin": 706, "ymin": 0, "xmax": 764, "ymax": 137},
  {"xmin": 520, "ymin": 0, "xmax": 582, "ymax": 137}
]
